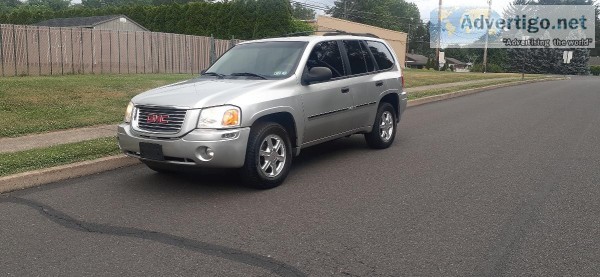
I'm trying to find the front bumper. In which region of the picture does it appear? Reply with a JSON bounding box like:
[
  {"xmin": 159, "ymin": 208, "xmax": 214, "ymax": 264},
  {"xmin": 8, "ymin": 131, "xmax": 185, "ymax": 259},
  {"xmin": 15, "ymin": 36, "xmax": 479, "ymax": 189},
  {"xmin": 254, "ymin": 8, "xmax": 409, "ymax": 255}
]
[{"xmin": 117, "ymin": 123, "xmax": 251, "ymax": 168}]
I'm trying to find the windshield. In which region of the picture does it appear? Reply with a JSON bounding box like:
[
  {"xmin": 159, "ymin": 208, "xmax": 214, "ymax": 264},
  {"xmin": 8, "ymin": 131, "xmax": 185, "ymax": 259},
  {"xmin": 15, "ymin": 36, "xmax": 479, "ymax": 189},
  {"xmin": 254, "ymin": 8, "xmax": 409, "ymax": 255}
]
[{"xmin": 204, "ymin": 41, "xmax": 307, "ymax": 79}]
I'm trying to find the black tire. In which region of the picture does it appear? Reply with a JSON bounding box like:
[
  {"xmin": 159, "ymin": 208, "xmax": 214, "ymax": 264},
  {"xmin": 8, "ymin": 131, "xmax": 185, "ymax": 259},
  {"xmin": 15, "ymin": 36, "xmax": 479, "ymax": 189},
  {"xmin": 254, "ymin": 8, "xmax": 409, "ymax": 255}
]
[
  {"xmin": 241, "ymin": 122, "xmax": 293, "ymax": 189},
  {"xmin": 364, "ymin": 102, "xmax": 397, "ymax": 149},
  {"xmin": 141, "ymin": 160, "xmax": 176, "ymax": 174}
]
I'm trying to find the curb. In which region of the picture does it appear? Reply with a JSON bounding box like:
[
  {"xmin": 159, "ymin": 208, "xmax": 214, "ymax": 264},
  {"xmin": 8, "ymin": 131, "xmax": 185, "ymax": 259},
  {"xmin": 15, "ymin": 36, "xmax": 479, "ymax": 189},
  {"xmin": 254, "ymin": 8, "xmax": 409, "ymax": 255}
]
[
  {"xmin": 0, "ymin": 155, "xmax": 140, "ymax": 194},
  {"xmin": 407, "ymin": 77, "xmax": 565, "ymax": 107},
  {"xmin": 0, "ymin": 77, "xmax": 566, "ymax": 194}
]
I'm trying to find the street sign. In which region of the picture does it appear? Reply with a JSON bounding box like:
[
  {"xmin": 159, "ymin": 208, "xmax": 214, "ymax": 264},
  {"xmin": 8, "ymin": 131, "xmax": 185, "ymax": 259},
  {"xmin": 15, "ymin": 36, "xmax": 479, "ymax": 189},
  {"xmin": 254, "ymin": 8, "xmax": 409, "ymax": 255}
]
[{"xmin": 563, "ymin": 51, "xmax": 573, "ymax": 64}]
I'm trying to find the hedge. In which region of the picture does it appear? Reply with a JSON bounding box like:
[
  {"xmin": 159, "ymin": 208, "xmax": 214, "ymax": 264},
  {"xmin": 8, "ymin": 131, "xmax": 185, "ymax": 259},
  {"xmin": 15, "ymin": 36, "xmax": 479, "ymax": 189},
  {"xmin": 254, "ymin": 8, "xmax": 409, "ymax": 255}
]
[{"xmin": 0, "ymin": 0, "xmax": 313, "ymax": 40}]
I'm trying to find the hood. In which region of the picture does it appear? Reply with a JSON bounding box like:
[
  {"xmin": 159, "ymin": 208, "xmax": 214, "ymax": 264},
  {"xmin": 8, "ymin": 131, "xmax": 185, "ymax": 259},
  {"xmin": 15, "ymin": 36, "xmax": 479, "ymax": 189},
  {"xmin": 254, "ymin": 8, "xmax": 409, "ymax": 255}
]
[{"xmin": 132, "ymin": 78, "xmax": 275, "ymax": 109}]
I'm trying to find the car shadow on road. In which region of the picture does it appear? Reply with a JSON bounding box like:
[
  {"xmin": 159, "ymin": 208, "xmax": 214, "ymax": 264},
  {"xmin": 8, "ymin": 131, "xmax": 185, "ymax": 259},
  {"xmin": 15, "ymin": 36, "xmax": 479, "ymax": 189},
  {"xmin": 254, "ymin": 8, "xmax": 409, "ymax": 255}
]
[{"xmin": 125, "ymin": 134, "xmax": 403, "ymax": 195}]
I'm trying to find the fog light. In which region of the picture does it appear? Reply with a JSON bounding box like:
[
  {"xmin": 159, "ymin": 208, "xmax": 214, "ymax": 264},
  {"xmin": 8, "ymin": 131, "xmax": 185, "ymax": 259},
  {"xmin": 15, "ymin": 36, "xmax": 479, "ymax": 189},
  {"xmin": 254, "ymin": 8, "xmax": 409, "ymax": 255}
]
[{"xmin": 197, "ymin": 146, "xmax": 214, "ymax": 161}]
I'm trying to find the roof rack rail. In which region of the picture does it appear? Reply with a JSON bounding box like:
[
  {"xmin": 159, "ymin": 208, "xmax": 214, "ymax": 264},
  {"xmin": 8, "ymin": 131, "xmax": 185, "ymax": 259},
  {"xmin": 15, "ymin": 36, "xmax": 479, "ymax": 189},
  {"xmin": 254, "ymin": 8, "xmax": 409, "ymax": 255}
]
[
  {"xmin": 284, "ymin": 30, "xmax": 380, "ymax": 38},
  {"xmin": 322, "ymin": 31, "xmax": 380, "ymax": 38}
]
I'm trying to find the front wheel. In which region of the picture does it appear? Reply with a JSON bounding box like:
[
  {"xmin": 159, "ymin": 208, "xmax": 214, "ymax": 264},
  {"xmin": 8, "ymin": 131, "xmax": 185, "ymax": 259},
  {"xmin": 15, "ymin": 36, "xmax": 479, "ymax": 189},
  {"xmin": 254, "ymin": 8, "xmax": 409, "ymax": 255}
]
[
  {"xmin": 364, "ymin": 102, "xmax": 397, "ymax": 149},
  {"xmin": 241, "ymin": 122, "xmax": 292, "ymax": 189}
]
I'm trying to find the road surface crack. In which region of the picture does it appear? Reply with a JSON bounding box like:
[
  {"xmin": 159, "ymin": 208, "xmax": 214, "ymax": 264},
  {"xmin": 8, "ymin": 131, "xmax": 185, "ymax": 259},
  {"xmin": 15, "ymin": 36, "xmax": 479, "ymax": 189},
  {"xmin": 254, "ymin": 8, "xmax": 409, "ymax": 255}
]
[{"xmin": 0, "ymin": 196, "xmax": 306, "ymax": 277}]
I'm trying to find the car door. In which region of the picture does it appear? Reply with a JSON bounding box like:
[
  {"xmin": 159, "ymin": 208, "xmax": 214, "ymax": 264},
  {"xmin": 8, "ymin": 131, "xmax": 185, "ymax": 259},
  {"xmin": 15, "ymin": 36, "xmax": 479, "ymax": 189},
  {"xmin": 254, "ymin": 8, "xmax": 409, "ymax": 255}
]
[
  {"xmin": 340, "ymin": 40, "xmax": 380, "ymax": 129},
  {"xmin": 299, "ymin": 40, "xmax": 355, "ymax": 144}
]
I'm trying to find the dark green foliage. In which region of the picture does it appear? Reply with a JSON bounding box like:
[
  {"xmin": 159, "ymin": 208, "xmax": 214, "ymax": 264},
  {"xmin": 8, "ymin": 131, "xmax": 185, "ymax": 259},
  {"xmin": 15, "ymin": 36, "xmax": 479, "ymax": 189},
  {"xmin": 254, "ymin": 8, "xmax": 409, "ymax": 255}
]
[
  {"xmin": 0, "ymin": 0, "xmax": 310, "ymax": 40},
  {"xmin": 503, "ymin": 0, "xmax": 594, "ymax": 75},
  {"xmin": 590, "ymin": 66, "xmax": 600, "ymax": 76},
  {"xmin": 291, "ymin": 2, "xmax": 315, "ymax": 20}
]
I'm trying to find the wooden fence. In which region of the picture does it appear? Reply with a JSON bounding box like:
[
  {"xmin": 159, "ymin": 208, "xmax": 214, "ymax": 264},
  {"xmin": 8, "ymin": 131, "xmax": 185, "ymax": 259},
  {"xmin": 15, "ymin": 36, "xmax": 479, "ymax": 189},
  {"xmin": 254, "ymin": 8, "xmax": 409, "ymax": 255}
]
[{"xmin": 0, "ymin": 24, "xmax": 238, "ymax": 77}]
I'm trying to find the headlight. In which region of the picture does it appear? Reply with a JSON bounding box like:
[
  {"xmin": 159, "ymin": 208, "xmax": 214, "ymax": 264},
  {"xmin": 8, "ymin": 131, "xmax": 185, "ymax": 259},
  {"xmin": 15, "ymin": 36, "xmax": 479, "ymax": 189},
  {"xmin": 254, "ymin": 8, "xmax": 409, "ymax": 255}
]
[
  {"xmin": 197, "ymin": 105, "xmax": 241, "ymax": 129},
  {"xmin": 124, "ymin": 102, "xmax": 135, "ymax": 123}
]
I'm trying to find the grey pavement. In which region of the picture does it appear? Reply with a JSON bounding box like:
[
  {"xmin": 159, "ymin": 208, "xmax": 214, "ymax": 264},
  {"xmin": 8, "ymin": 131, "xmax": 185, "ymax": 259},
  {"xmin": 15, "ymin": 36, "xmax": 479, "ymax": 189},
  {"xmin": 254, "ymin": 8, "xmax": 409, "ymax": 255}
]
[
  {"xmin": 1, "ymin": 77, "xmax": 598, "ymax": 276},
  {"xmin": 0, "ymin": 124, "xmax": 116, "ymax": 154}
]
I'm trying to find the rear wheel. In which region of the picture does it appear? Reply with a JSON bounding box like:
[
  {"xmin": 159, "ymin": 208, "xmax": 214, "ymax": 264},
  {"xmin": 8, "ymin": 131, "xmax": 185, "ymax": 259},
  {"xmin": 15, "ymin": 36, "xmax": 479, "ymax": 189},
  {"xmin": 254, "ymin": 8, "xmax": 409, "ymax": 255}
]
[
  {"xmin": 364, "ymin": 102, "xmax": 397, "ymax": 149},
  {"xmin": 241, "ymin": 122, "xmax": 292, "ymax": 189}
]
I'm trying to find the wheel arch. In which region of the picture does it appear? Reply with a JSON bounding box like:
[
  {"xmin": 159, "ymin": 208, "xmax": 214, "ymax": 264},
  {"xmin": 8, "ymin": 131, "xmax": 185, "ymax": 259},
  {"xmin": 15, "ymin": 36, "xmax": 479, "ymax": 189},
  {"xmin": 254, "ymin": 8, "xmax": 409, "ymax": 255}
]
[
  {"xmin": 250, "ymin": 111, "xmax": 299, "ymax": 150},
  {"xmin": 379, "ymin": 92, "xmax": 401, "ymax": 122}
]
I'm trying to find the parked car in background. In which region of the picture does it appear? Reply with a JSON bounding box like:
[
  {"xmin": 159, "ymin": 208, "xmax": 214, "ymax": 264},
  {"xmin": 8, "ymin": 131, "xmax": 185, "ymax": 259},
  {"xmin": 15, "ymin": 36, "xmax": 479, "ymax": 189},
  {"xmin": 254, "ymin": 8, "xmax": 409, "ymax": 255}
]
[{"xmin": 118, "ymin": 34, "xmax": 407, "ymax": 189}]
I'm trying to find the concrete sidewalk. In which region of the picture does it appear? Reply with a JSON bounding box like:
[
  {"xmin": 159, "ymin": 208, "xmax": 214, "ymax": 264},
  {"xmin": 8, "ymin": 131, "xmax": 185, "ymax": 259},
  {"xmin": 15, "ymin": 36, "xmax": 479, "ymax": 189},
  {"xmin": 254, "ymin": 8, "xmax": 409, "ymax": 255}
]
[
  {"xmin": 406, "ymin": 77, "xmax": 524, "ymax": 93},
  {"xmin": 0, "ymin": 124, "xmax": 116, "ymax": 154}
]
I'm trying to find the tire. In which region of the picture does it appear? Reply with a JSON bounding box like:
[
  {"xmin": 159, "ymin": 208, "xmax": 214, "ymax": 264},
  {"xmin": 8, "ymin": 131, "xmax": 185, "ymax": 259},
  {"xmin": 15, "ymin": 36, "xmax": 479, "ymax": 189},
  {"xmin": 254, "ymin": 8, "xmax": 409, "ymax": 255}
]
[
  {"xmin": 364, "ymin": 102, "xmax": 397, "ymax": 149},
  {"xmin": 241, "ymin": 122, "xmax": 293, "ymax": 189},
  {"xmin": 141, "ymin": 160, "xmax": 176, "ymax": 174}
]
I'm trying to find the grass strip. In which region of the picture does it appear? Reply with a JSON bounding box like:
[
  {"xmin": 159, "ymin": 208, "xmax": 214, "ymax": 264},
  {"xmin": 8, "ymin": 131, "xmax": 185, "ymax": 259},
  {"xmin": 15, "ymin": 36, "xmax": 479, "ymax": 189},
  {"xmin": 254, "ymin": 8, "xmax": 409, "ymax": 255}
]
[
  {"xmin": 408, "ymin": 77, "xmax": 547, "ymax": 100},
  {"xmin": 0, "ymin": 137, "xmax": 120, "ymax": 177},
  {"xmin": 0, "ymin": 74, "xmax": 194, "ymax": 137},
  {"xmin": 403, "ymin": 70, "xmax": 542, "ymax": 88}
]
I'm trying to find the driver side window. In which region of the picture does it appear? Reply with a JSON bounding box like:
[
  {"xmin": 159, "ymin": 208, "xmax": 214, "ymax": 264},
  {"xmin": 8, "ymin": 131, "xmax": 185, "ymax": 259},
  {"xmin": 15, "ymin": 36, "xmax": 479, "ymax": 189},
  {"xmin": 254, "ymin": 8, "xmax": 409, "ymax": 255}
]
[{"xmin": 306, "ymin": 41, "xmax": 346, "ymax": 78}]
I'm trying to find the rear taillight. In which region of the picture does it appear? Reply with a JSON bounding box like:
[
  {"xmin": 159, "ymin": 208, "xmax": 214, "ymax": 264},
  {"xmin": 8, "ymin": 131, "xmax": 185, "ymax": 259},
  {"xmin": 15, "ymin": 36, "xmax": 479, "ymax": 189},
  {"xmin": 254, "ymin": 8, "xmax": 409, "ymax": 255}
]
[{"xmin": 400, "ymin": 75, "xmax": 405, "ymax": 88}]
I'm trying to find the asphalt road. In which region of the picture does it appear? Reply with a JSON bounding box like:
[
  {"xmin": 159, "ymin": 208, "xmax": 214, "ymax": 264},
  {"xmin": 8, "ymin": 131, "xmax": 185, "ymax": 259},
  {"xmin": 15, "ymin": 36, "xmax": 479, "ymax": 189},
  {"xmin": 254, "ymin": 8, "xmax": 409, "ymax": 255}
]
[{"xmin": 2, "ymin": 77, "xmax": 599, "ymax": 276}]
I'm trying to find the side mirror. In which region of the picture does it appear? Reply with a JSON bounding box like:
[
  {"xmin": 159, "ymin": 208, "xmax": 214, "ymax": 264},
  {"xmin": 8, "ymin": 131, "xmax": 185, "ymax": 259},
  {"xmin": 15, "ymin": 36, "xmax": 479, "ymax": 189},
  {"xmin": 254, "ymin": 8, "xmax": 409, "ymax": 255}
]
[
  {"xmin": 303, "ymin": 67, "xmax": 332, "ymax": 84},
  {"xmin": 200, "ymin": 69, "xmax": 206, "ymax": 74}
]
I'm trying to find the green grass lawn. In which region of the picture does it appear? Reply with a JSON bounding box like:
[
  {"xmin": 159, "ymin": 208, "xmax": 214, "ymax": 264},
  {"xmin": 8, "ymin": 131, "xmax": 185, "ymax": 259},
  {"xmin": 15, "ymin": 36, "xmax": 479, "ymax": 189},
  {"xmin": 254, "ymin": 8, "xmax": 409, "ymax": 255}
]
[
  {"xmin": 403, "ymin": 69, "xmax": 540, "ymax": 88},
  {"xmin": 0, "ymin": 74, "xmax": 194, "ymax": 137},
  {"xmin": 0, "ymin": 137, "xmax": 120, "ymax": 177},
  {"xmin": 407, "ymin": 77, "xmax": 547, "ymax": 100}
]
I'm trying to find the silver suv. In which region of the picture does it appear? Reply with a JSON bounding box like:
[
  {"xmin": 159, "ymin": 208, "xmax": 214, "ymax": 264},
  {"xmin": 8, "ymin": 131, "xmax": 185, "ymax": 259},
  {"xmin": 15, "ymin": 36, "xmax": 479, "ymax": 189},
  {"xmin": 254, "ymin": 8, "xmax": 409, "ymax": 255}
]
[{"xmin": 118, "ymin": 35, "xmax": 407, "ymax": 189}]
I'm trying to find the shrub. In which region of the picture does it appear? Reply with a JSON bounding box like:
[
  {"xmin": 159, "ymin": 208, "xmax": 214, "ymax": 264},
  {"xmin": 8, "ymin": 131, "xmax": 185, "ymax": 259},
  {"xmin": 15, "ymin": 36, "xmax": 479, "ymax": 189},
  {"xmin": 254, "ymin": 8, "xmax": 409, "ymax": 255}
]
[{"xmin": 591, "ymin": 66, "xmax": 600, "ymax": 76}]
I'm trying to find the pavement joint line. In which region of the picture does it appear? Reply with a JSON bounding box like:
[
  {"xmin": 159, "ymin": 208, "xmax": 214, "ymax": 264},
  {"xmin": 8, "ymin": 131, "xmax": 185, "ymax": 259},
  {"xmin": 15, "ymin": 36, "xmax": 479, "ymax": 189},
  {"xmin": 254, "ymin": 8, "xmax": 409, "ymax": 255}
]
[{"xmin": 0, "ymin": 77, "xmax": 565, "ymax": 194}]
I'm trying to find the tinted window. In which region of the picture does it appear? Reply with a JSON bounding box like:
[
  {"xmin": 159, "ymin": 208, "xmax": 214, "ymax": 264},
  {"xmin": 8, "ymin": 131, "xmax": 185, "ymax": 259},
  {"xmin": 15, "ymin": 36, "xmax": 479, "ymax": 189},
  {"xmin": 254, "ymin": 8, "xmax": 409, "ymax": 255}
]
[
  {"xmin": 360, "ymin": 41, "xmax": 376, "ymax": 72},
  {"xmin": 306, "ymin": 41, "xmax": 345, "ymax": 78},
  {"xmin": 343, "ymin": 40, "xmax": 368, "ymax": 75},
  {"xmin": 366, "ymin": 41, "xmax": 395, "ymax": 70}
]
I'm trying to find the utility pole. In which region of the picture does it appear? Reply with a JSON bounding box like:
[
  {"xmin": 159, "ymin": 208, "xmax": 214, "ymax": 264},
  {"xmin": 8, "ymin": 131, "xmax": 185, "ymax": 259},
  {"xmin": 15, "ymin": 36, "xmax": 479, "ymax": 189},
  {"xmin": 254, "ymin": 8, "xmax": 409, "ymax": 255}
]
[
  {"xmin": 343, "ymin": 0, "xmax": 347, "ymax": 19},
  {"xmin": 483, "ymin": 0, "xmax": 492, "ymax": 73},
  {"xmin": 436, "ymin": 0, "xmax": 442, "ymax": 70}
]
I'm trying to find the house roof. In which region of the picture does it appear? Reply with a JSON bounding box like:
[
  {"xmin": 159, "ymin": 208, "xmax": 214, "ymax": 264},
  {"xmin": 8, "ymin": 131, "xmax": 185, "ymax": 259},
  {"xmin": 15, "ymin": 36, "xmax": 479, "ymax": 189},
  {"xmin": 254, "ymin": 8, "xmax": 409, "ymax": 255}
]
[
  {"xmin": 589, "ymin": 56, "xmax": 600, "ymax": 66},
  {"xmin": 34, "ymin": 15, "xmax": 148, "ymax": 31},
  {"xmin": 446, "ymin": 57, "xmax": 466, "ymax": 65},
  {"xmin": 406, "ymin": 53, "xmax": 428, "ymax": 65}
]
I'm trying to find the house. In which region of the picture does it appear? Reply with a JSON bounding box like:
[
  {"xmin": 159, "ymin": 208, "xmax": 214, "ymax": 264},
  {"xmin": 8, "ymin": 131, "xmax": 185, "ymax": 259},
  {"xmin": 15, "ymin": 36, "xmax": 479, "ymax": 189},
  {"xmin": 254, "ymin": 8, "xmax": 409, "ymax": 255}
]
[
  {"xmin": 34, "ymin": 15, "xmax": 148, "ymax": 32},
  {"xmin": 445, "ymin": 57, "xmax": 468, "ymax": 71},
  {"xmin": 405, "ymin": 53, "xmax": 428, "ymax": 69},
  {"xmin": 589, "ymin": 56, "xmax": 600, "ymax": 67},
  {"xmin": 312, "ymin": 16, "xmax": 408, "ymax": 68}
]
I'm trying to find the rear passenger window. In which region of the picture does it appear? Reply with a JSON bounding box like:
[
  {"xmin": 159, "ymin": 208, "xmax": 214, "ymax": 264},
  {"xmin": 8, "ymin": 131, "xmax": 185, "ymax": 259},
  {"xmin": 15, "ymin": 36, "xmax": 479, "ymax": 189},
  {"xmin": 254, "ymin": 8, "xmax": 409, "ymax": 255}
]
[
  {"xmin": 343, "ymin": 40, "xmax": 368, "ymax": 75},
  {"xmin": 306, "ymin": 41, "xmax": 345, "ymax": 78},
  {"xmin": 360, "ymin": 41, "xmax": 376, "ymax": 72},
  {"xmin": 366, "ymin": 41, "xmax": 395, "ymax": 70}
]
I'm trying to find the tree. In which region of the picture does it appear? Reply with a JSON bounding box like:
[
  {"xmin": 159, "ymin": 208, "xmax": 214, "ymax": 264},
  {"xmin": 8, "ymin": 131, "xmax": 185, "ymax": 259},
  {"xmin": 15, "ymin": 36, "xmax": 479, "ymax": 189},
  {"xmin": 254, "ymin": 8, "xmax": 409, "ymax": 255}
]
[
  {"xmin": 291, "ymin": 2, "xmax": 315, "ymax": 20},
  {"xmin": 27, "ymin": 0, "xmax": 72, "ymax": 11},
  {"xmin": 0, "ymin": 0, "xmax": 22, "ymax": 13},
  {"xmin": 505, "ymin": 0, "xmax": 592, "ymax": 74},
  {"xmin": 327, "ymin": 0, "xmax": 421, "ymax": 33}
]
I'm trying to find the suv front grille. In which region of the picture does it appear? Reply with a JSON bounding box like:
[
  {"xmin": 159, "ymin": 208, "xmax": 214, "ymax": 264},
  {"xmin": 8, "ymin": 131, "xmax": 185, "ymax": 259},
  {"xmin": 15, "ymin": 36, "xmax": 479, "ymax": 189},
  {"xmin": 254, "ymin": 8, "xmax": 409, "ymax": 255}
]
[{"xmin": 136, "ymin": 106, "xmax": 187, "ymax": 133}]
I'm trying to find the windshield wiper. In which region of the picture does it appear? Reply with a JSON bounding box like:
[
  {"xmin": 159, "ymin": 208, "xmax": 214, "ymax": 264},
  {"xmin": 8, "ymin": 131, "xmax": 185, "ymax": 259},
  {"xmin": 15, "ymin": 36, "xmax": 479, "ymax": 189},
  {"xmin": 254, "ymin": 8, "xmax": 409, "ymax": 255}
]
[
  {"xmin": 229, "ymin": 72, "xmax": 268, "ymax": 80},
  {"xmin": 202, "ymin": 72, "xmax": 226, "ymax": 78}
]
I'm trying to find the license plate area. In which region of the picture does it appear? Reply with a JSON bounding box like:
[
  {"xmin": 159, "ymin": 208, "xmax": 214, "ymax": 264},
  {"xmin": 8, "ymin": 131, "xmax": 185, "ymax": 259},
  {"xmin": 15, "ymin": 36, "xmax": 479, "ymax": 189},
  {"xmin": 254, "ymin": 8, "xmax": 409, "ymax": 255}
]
[{"xmin": 139, "ymin": 142, "xmax": 165, "ymax": 161}]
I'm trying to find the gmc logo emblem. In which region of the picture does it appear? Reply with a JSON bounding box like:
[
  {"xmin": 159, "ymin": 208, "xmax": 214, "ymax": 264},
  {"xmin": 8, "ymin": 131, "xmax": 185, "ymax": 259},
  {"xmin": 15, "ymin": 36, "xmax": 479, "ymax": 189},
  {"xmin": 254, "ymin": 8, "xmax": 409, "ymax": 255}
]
[{"xmin": 146, "ymin": 113, "xmax": 169, "ymax": 124}]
